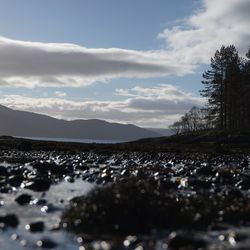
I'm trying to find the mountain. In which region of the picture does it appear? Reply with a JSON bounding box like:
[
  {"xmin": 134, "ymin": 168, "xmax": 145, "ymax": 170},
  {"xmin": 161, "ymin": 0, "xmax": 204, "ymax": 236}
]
[{"xmin": 0, "ymin": 105, "xmax": 160, "ymax": 141}]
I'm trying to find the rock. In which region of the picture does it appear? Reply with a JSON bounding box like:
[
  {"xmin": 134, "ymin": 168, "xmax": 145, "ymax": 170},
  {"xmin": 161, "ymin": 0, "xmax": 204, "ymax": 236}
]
[
  {"xmin": 32, "ymin": 198, "xmax": 47, "ymax": 205},
  {"xmin": 241, "ymin": 158, "xmax": 249, "ymax": 168},
  {"xmin": 168, "ymin": 233, "xmax": 206, "ymax": 250},
  {"xmin": 24, "ymin": 179, "xmax": 51, "ymax": 192},
  {"xmin": 0, "ymin": 166, "xmax": 8, "ymax": 176},
  {"xmin": 36, "ymin": 238, "xmax": 58, "ymax": 248},
  {"xmin": 0, "ymin": 186, "xmax": 13, "ymax": 193},
  {"xmin": 62, "ymin": 178, "xmax": 195, "ymax": 235},
  {"xmin": 196, "ymin": 165, "xmax": 214, "ymax": 176},
  {"xmin": 189, "ymin": 178, "xmax": 212, "ymax": 189},
  {"xmin": 64, "ymin": 176, "xmax": 75, "ymax": 183},
  {"xmin": 9, "ymin": 175, "xmax": 24, "ymax": 187},
  {"xmin": 0, "ymin": 214, "xmax": 19, "ymax": 227},
  {"xmin": 41, "ymin": 204, "xmax": 61, "ymax": 213},
  {"xmin": 0, "ymin": 176, "xmax": 7, "ymax": 186},
  {"xmin": 237, "ymin": 177, "xmax": 250, "ymax": 190},
  {"xmin": 15, "ymin": 194, "xmax": 32, "ymax": 205},
  {"xmin": 26, "ymin": 221, "xmax": 44, "ymax": 232},
  {"xmin": 33, "ymin": 162, "xmax": 73, "ymax": 175}
]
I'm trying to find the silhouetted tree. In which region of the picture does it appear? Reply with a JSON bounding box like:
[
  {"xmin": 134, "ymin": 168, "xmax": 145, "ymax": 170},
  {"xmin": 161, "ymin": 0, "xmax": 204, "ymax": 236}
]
[
  {"xmin": 170, "ymin": 45, "xmax": 250, "ymax": 135},
  {"xmin": 169, "ymin": 107, "xmax": 211, "ymax": 134},
  {"xmin": 200, "ymin": 45, "xmax": 241, "ymax": 131},
  {"xmin": 240, "ymin": 47, "xmax": 250, "ymax": 129}
]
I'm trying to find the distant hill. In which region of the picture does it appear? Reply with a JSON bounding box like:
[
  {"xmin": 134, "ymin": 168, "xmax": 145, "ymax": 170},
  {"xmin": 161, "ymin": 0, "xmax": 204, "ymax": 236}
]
[{"xmin": 0, "ymin": 105, "xmax": 160, "ymax": 141}]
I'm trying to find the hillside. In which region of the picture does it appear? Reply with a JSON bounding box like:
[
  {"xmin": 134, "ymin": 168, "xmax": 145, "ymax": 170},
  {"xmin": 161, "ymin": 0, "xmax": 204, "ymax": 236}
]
[{"xmin": 0, "ymin": 105, "xmax": 160, "ymax": 141}]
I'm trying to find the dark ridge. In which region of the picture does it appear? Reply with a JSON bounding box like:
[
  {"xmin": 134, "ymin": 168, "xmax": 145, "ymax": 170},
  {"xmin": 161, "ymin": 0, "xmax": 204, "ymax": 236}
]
[{"xmin": 0, "ymin": 104, "xmax": 160, "ymax": 141}]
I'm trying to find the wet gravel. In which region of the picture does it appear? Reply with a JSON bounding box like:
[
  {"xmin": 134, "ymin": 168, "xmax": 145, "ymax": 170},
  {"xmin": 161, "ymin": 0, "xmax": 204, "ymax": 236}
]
[{"xmin": 0, "ymin": 150, "xmax": 250, "ymax": 249}]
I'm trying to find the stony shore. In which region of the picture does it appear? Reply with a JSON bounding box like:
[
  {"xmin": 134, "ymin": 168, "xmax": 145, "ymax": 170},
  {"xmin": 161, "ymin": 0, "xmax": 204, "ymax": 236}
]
[{"xmin": 0, "ymin": 136, "xmax": 250, "ymax": 249}]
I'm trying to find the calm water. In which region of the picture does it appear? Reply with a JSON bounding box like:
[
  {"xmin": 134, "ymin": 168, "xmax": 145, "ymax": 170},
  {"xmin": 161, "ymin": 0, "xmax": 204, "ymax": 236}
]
[
  {"xmin": 15, "ymin": 136, "xmax": 124, "ymax": 144},
  {"xmin": 0, "ymin": 178, "xmax": 94, "ymax": 250}
]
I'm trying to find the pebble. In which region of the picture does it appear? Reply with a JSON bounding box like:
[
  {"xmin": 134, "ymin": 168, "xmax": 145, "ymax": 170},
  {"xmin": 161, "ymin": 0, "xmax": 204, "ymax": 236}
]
[
  {"xmin": 25, "ymin": 221, "xmax": 44, "ymax": 232},
  {"xmin": 0, "ymin": 150, "xmax": 250, "ymax": 249},
  {"xmin": 24, "ymin": 179, "xmax": 51, "ymax": 192},
  {"xmin": 168, "ymin": 233, "xmax": 206, "ymax": 249},
  {"xmin": 0, "ymin": 214, "xmax": 19, "ymax": 228},
  {"xmin": 15, "ymin": 194, "xmax": 32, "ymax": 205},
  {"xmin": 36, "ymin": 238, "xmax": 58, "ymax": 248}
]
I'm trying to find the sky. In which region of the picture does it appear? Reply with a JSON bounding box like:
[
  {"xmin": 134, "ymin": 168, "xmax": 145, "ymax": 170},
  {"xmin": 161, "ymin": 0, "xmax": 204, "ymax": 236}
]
[{"xmin": 0, "ymin": 0, "xmax": 249, "ymax": 128}]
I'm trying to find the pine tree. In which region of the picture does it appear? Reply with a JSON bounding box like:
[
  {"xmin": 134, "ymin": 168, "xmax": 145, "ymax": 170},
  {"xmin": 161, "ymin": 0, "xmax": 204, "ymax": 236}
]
[
  {"xmin": 200, "ymin": 45, "xmax": 241, "ymax": 131},
  {"xmin": 240, "ymin": 47, "xmax": 250, "ymax": 130}
]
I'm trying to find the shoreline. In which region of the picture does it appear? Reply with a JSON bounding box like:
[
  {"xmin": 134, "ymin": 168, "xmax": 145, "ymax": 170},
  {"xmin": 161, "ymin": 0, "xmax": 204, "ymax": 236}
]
[{"xmin": 0, "ymin": 132, "xmax": 250, "ymax": 154}]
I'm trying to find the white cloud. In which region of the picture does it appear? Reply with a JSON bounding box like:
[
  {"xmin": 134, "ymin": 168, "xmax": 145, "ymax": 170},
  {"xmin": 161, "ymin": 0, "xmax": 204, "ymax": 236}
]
[
  {"xmin": 0, "ymin": 84, "xmax": 203, "ymax": 128},
  {"xmin": 0, "ymin": 1, "xmax": 248, "ymax": 89},
  {"xmin": 0, "ymin": 36, "xmax": 193, "ymax": 88},
  {"xmin": 158, "ymin": 0, "xmax": 250, "ymax": 64}
]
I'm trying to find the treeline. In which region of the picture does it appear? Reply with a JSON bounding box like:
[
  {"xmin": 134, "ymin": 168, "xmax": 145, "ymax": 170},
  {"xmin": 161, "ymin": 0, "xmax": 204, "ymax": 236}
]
[
  {"xmin": 170, "ymin": 45, "xmax": 250, "ymax": 134},
  {"xmin": 169, "ymin": 107, "xmax": 211, "ymax": 135}
]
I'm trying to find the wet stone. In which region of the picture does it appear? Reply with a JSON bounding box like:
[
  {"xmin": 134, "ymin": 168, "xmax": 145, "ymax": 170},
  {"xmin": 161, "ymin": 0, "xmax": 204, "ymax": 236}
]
[
  {"xmin": 0, "ymin": 176, "xmax": 6, "ymax": 186},
  {"xmin": 41, "ymin": 204, "xmax": 61, "ymax": 213},
  {"xmin": 0, "ymin": 214, "xmax": 19, "ymax": 228},
  {"xmin": 64, "ymin": 176, "xmax": 75, "ymax": 183},
  {"xmin": 36, "ymin": 238, "xmax": 58, "ymax": 248},
  {"xmin": 189, "ymin": 178, "xmax": 212, "ymax": 189},
  {"xmin": 237, "ymin": 177, "xmax": 250, "ymax": 190},
  {"xmin": 9, "ymin": 175, "xmax": 24, "ymax": 187},
  {"xmin": 0, "ymin": 186, "xmax": 13, "ymax": 193},
  {"xmin": 24, "ymin": 179, "xmax": 51, "ymax": 192},
  {"xmin": 168, "ymin": 233, "xmax": 207, "ymax": 250},
  {"xmin": 15, "ymin": 193, "xmax": 32, "ymax": 205},
  {"xmin": 196, "ymin": 165, "xmax": 214, "ymax": 176},
  {"xmin": 32, "ymin": 198, "xmax": 47, "ymax": 206},
  {"xmin": 33, "ymin": 162, "xmax": 74, "ymax": 175},
  {"xmin": 0, "ymin": 166, "xmax": 8, "ymax": 176},
  {"xmin": 26, "ymin": 221, "xmax": 44, "ymax": 232},
  {"xmin": 2, "ymin": 150, "xmax": 250, "ymax": 249}
]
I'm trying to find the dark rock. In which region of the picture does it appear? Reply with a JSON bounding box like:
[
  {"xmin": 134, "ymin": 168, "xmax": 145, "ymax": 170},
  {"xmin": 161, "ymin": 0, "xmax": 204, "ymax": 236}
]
[
  {"xmin": 26, "ymin": 221, "xmax": 44, "ymax": 232},
  {"xmin": 34, "ymin": 199, "xmax": 47, "ymax": 205},
  {"xmin": 62, "ymin": 178, "xmax": 196, "ymax": 235},
  {"xmin": 9, "ymin": 175, "xmax": 24, "ymax": 187},
  {"xmin": 0, "ymin": 214, "xmax": 19, "ymax": 227},
  {"xmin": 33, "ymin": 162, "xmax": 73, "ymax": 175},
  {"xmin": 0, "ymin": 186, "xmax": 13, "ymax": 193},
  {"xmin": 215, "ymin": 170, "xmax": 235, "ymax": 184},
  {"xmin": 41, "ymin": 204, "xmax": 61, "ymax": 213},
  {"xmin": 0, "ymin": 166, "xmax": 8, "ymax": 176},
  {"xmin": 0, "ymin": 176, "xmax": 6, "ymax": 186},
  {"xmin": 36, "ymin": 238, "xmax": 58, "ymax": 248},
  {"xmin": 24, "ymin": 179, "xmax": 51, "ymax": 192},
  {"xmin": 237, "ymin": 177, "xmax": 250, "ymax": 190},
  {"xmin": 196, "ymin": 165, "xmax": 214, "ymax": 176},
  {"xmin": 189, "ymin": 178, "xmax": 212, "ymax": 189},
  {"xmin": 15, "ymin": 194, "xmax": 32, "ymax": 205},
  {"xmin": 168, "ymin": 233, "xmax": 206, "ymax": 250},
  {"xmin": 241, "ymin": 159, "xmax": 249, "ymax": 168}
]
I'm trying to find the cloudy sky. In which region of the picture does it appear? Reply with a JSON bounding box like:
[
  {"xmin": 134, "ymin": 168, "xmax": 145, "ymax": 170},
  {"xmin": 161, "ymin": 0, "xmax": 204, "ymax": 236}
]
[{"xmin": 0, "ymin": 0, "xmax": 249, "ymax": 128}]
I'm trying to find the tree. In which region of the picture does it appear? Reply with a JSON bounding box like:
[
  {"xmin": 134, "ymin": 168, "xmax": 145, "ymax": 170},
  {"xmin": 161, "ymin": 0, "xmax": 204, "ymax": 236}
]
[
  {"xmin": 169, "ymin": 121, "xmax": 182, "ymax": 135},
  {"xmin": 170, "ymin": 45, "xmax": 250, "ymax": 135},
  {"xmin": 240, "ymin": 47, "xmax": 250, "ymax": 130},
  {"xmin": 169, "ymin": 107, "xmax": 211, "ymax": 134},
  {"xmin": 200, "ymin": 45, "xmax": 242, "ymax": 131}
]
